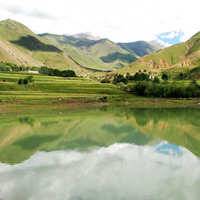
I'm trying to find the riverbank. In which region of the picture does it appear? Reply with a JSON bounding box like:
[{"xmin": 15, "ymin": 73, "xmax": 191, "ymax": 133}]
[{"xmin": 1, "ymin": 96, "xmax": 199, "ymax": 113}]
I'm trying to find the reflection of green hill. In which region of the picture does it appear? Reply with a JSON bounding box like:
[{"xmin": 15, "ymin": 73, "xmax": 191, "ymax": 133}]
[
  {"xmin": 1, "ymin": 106, "xmax": 200, "ymax": 164},
  {"xmin": 121, "ymin": 107, "xmax": 200, "ymax": 157},
  {"xmin": 0, "ymin": 108, "xmax": 156, "ymax": 164}
]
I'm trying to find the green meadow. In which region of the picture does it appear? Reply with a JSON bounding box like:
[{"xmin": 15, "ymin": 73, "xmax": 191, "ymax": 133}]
[
  {"xmin": 1, "ymin": 71, "xmax": 200, "ymax": 112},
  {"xmin": 0, "ymin": 72, "xmax": 127, "ymax": 102}
]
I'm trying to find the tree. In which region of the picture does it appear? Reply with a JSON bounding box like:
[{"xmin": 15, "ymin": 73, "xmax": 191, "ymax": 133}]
[
  {"xmin": 101, "ymin": 78, "xmax": 110, "ymax": 83},
  {"xmin": 162, "ymin": 73, "xmax": 169, "ymax": 81},
  {"xmin": 153, "ymin": 76, "xmax": 160, "ymax": 83},
  {"xmin": 113, "ymin": 74, "xmax": 128, "ymax": 84},
  {"xmin": 18, "ymin": 78, "xmax": 23, "ymax": 84}
]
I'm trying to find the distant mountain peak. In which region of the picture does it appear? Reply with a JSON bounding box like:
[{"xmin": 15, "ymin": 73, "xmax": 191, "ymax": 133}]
[{"xmin": 73, "ymin": 32, "xmax": 102, "ymax": 41}]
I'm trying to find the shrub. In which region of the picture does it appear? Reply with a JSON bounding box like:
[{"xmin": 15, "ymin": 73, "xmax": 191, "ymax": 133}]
[
  {"xmin": 162, "ymin": 73, "xmax": 169, "ymax": 81},
  {"xmin": 101, "ymin": 78, "xmax": 110, "ymax": 83},
  {"xmin": 18, "ymin": 78, "xmax": 23, "ymax": 84},
  {"xmin": 99, "ymin": 96, "xmax": 108, "ymax": 102}
]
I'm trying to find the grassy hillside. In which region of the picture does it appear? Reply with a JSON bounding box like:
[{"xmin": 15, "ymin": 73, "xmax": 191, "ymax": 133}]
[
  {"xmin": 118, "ymin": 41, "xmax": 165, "ymax": 58},
  {"xmin": 40, "ymin": 34, "xmax": 137, "ymax": 71},
  {"xmin": 0, "ymin": 19, "xmax": 89, "ymax": 75},
  {"xmin": 0, "ymin": 35, "xmax": 42, "ymax": 66},
  {"xmin": 116, "ymin": 31, "xmax": 200, "ymax": 76},
  {"xmin": 87, "ymin": 39, "xmax": 137, "ymax": 69}
]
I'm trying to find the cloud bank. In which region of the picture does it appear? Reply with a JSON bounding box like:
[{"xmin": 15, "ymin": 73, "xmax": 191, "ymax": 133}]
[{"xmin": 0, "ymin": 0, "xmax": 200, "ymax": 44}]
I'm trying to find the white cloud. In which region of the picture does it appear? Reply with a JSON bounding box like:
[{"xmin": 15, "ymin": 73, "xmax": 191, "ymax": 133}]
[
  {"xmin": 0, "ymin": 0, "xmax": 200, "ymax": 43},
  {"xmin": 155, "ymin": 38, "xmax": 171, "ymax": 47},
  {"xmin": 160, "ymin": 31, "xmax": 180, "ymax": 39},
  {"xmin": 0, "ymin": 143, "xmax": 199, "ymax": 200}
]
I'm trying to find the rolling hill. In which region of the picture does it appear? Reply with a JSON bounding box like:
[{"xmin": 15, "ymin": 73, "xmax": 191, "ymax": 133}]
[
  {"xmin": 0, "ymin": 19, "xmax": 89, "ymax": 75},
  {"xmin": 116, "ymin": 31, "xmax": 200, "ymax": 76}
]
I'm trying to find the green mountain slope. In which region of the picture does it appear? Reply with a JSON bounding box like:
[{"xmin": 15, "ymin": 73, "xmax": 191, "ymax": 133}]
[
  {"xmin": 87, "ymin": 38, "xmax": 137, "ymax": 69},
  {"xmin": 117, "ymin": 31, "xmax": 200, "ymax": 75},
  {"xmin": 40, "ymin": 34, "xmax": 137, "ymax": 70},
  {"xmin": 0, "ymin": 35, "xmax": 42, "ymax": 66},
  {"xmin": 118, "ymin": 41, "xmax": 165, "ymax": 58},
  {"xmin": 40, "ymin": 33, "xmax": 112, "ymax": 71},
  {"xmin": 0, "ymin": 19, "xmax": 89, "ymax": 75}
]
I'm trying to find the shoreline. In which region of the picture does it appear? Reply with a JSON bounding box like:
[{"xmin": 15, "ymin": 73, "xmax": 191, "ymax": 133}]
[{"xmin": 1, "ymin": 97, "xmax": 199, "ymax": 113}]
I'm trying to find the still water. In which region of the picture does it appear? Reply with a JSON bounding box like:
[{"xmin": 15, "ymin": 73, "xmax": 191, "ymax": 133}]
[{"xmin": 0, "ymin": 106, "xmax": 200, "ymax": 200}]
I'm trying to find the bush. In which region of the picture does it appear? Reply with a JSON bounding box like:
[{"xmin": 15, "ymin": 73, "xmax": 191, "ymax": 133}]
[
  {"xmin": 162, "ymin": 73, "xmax": 169, "ymax": 81},
  {"xmin": 23, "ymin": 78, "xmax": 28, "ymax": 85},
  {"xmin": 153, "ymin": 76, "xmax": 160, "ymax": 83},
  {"xmin": 18, "ymin": 78, "xmax": 23, "ymax": 84},
  {"xmin": 101, "ymin": 78, "xmax": 110, "ymax": 83},
  {"xmin": 133, "ymin": 81, "xmax": 150, "ymax": 96},
  {"xmin": 99, "ymin": 96, "xmax": 108, "ymax": 102}
]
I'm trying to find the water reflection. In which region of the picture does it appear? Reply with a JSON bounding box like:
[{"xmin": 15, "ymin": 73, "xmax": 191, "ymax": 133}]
[
  {"xmin": 0, "ymin": 143, "xmax": 199, "ymax": 200},
  {"xmin": 0, "ymin": 106, "xmax": 200, "ymax": 199}
]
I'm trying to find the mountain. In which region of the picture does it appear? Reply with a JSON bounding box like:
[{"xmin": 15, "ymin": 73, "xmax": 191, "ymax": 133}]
[
  {"xmin": 0, "ymin": 19, "xmax": 90, "ymax": 75},
  {"xmin": 117, "ymin": 41, "xmax": 165, "ymax": 58},
  {"xmin": 86, "ymin": 38, "xmax": 137, "ymax": 69},
  {"xmin": 39, "ymin": 33, "xmax": 112, "ymax": 71},
  {"xmin": 0, "ymin": 19, "xmax": 168, "ymax": 75},
  {"xmin": 39, "ymin": 34, "xmax": 137, "ymax": 70},
  {"xmin": 116, "ymin": 31, "xmax": 200, "ymax": 75}
]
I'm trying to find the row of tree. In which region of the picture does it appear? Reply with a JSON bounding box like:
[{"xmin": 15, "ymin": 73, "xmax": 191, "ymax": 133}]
[
  {"xmin": 0, "ymin": 62, "xmax": 76, "ymax": 78},
  {"xmin": 0, "ymin": 62, "xmax": 38, "ymax": 72},
  {"xmin": 111, "ymin": 72, "xmax": 169, "ymax": 84},
  {"xmin": 108, "ymin": 73, "xmax": 200, "ymax": 98},
  {"xmin": 123, "ymin": 80, "xmax": 200, "ymax": 98},
  {"xmin": 38, "ymin": 66, "xmax": 76, "ymax": 77}
]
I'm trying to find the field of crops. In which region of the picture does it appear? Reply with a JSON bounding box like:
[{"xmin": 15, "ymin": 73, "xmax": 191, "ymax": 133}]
[{"xmin": 0, "ymin": 72, "xmax": 125, "ymax": 101}]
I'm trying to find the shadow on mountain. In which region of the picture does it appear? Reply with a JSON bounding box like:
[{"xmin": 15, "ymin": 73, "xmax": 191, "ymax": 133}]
[
  {"xmin": 101, "ymin": 124, "xmax": 134, "ymax": 135},
  {"xmin": 11, "ymin": 35, "xmax": 62, "ymax": 52},
  {"xmin": 100, "ymin": 52, "xmax": 137, "ymax": 63},
  {"xmin": 13, "ymin": 135, "xmax": 61, "ymax": 150},
  {"xmin": 19, "ymin": 117, "xmax": 35, "ymax": 127}
]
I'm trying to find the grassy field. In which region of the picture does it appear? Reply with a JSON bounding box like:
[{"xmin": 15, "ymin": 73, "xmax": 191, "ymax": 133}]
[
  {"xmin": 0, "ymin": 72, "xmax": 127, "ymax": 102},
  {"xmin": 1, "ymin": 72, "xmax": 200, "ymax": 112}
]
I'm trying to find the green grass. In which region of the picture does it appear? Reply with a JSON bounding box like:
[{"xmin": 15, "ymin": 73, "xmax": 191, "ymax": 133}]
[{"xmin": 0, "ymin": 72, "xmax": 125, "ymax": 101}]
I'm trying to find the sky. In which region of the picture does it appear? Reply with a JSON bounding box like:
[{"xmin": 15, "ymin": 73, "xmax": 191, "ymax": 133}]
[{"xmin": 0, "ymin": 0, "xmax": 200, "ymax": 46}]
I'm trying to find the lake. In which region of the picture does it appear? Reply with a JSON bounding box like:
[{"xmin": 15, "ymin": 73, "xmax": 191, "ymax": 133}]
[{"xmin": 0, "ymin": 105, "xmax": 200, "ymax": 200}]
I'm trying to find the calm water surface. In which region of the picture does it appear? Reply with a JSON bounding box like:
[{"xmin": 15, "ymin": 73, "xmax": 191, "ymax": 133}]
[{"xmin": 0, "ymin": 106, "xmax": 200, "ymax": 200}]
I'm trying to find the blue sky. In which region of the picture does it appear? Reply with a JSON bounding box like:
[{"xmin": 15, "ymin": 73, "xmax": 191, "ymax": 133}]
[
  {"xmin": 0, "ymin": 0, "xmax": 200, "ymax": 46},
  {"xmin": 156, "ymin": 31, "xmax": 185, "ymax": 46}
]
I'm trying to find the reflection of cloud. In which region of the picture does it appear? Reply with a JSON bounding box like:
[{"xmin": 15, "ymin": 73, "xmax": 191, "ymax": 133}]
[
  {"xmin": 155, "ymin": 141, "xmax": 183, "ymax": 156},
  {"xmin": 0, "ymin": 143, "xmax": 199, "ymax": 200}
]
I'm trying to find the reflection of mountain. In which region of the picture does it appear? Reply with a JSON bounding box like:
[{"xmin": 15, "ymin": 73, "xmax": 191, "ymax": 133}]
[
  {"xmin": 125, "ymin": 107, "xmax": 200, "ymax": 158},
  {"xmin": 0, "ymin": 106, "xmax": 200, "ymax": 164},
  {"xmin": 0, "ymin": 108, "xmax": 157, "ymax": 164}
]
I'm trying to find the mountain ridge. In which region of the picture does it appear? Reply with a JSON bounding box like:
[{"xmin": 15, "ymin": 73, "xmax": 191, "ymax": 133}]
[{"xmin": 115, "ymin": 31, "xmax": 200, "ymax": 76}]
